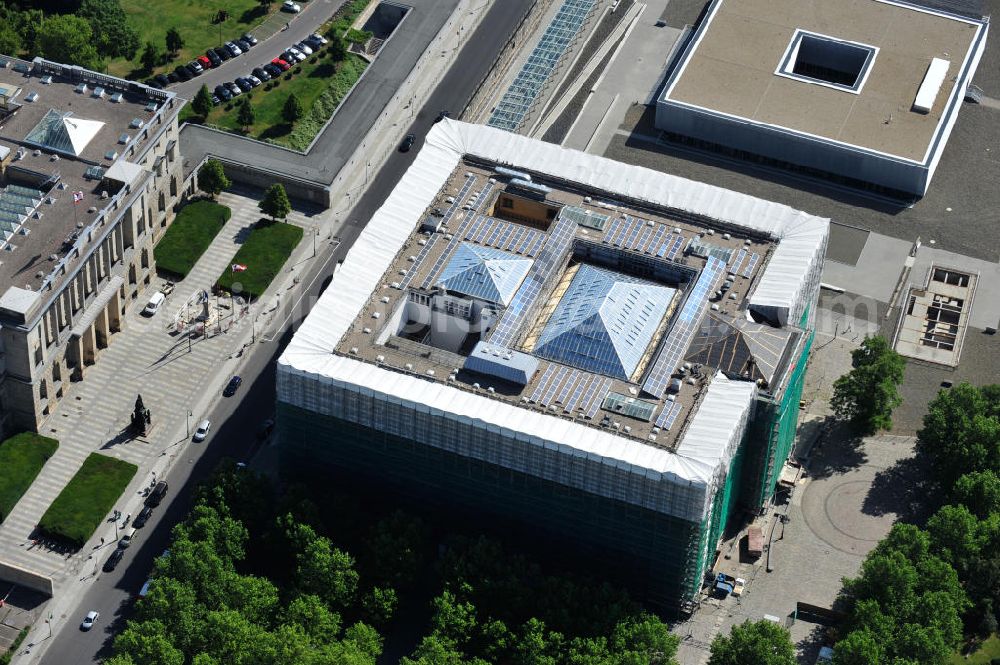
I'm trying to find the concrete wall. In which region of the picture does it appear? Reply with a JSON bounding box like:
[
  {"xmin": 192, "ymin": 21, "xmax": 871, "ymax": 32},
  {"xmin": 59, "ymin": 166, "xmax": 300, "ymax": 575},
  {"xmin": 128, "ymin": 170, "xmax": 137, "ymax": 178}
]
[
  {"xmin": 210, "ymin": 158, "xmax": 331, "ymax": 207},
  {"xmin": 0, "ymin": 561, "xmax": 53, "ymax": 597},
  {"xmin": 654, "ymin": 101, "xmax": 929, "ymax": 197}
]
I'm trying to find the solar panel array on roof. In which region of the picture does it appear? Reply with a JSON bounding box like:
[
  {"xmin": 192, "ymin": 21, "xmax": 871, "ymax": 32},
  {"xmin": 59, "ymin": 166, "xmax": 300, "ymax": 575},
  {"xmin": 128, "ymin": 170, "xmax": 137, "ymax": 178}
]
[
  {"xmin": 654, "ymin": 401, "xmax": 683, "ymax": 431},
  {"xmin": 487, "ymin": 0, "xmax": 598, "ymax": 132},
  {"xmin": 641, "ymin": 256, "xmax": 727, "ymax": 397},
  {"xmin": 534, "ymin": 264, "xmax": 676, "ymax": 380},
  {"xmin": 490, "ymin": 215, "xmax": 576, "ymax": 346}
]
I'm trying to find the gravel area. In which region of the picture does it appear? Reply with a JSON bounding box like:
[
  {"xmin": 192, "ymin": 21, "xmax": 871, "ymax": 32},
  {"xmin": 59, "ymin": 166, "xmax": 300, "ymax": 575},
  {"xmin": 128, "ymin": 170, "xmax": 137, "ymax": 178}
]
[{"xmin": 542, "ymin": 39, "xmax": 620, "ymax": 144}]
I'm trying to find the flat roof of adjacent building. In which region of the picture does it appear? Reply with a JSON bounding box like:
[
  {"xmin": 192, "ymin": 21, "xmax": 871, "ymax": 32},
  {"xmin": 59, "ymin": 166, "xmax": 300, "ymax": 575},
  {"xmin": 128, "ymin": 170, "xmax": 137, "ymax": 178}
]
[
  {"xmin": 0, "ymin": 56, "xmax": 177, "ymax": 299},
  {"xmin": 279, "ymin": 121, "xmax": 829, "ymax": 495},
  {"xmin": 662, "ymin": 0, "xmax": 987, "ymax": 162}
]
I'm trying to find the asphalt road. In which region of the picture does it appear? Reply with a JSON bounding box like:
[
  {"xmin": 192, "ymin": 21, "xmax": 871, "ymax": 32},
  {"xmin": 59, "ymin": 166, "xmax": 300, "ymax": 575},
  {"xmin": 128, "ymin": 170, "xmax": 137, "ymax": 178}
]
[
  {"xmin": 39, "ymin": 0, "xmax": 533, "ymax": 662},
  {"xmin": 171, "ymin": 0, "xmax": 340, "ymax": 101}
]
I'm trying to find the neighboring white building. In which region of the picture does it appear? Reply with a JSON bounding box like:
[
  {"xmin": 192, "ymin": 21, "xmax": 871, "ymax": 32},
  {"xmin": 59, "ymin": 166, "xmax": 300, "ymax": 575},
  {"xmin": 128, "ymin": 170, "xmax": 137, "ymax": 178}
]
[
  {"xmin": 0, "ymin": 57, "xmax": 184, "ymax": 437},
  {"xmin": 277, "ymin": 120, "xmax": 828, "ymax": 606},
  {"xmin": 655, "ymin": 0, "xmax": 989, "ymax": 198}
]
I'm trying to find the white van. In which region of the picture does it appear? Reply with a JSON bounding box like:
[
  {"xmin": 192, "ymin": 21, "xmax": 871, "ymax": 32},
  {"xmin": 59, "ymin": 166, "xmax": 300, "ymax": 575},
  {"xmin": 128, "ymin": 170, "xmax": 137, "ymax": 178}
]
[{"xmin": 143, "ymin": 291, "xmax": 165, "ymax": 316}]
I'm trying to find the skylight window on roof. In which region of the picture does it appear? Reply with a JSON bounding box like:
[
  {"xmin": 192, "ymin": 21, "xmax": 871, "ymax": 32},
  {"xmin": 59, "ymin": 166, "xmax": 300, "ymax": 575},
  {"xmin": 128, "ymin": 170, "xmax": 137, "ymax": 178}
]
[{"xmin": 776, "ymin": 30, "xmax": 878, "ymax": 94}]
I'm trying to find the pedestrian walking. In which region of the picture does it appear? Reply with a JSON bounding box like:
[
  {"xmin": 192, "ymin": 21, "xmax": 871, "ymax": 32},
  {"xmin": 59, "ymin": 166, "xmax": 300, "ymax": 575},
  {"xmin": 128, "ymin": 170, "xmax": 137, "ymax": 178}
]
[{"xmin": 100, "ymin": 537, "xmax": 105, "ymax": 545}]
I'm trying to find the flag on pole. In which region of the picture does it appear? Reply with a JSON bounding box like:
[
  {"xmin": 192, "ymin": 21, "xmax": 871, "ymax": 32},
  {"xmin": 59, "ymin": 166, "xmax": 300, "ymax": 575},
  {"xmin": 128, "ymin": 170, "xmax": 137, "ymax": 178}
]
[
  {"xmin": 73, "ymin": 191, "xmax": 84, "ymax": 204},
  {"xmin": 231, "ymin": 263, "xmax": 248, "ymax": 273}
]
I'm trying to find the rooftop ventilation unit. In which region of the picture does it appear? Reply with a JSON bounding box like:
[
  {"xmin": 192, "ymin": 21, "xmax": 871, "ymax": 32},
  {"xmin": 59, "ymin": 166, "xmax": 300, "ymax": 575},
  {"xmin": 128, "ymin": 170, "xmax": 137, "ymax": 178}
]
[
  {"xmin": 110, "ymin": 92, "xmax": 123, "ymax": 103},
  {"xmin": 118, "ymin": 133, "xmax": 129, "ymax": 144},
  {"xmin": 913, "ymin": 58, "xmax": 950, "ymax": 113},
  {"xmin": 129, "ymin": 118, "xmax": 143, "ymax": 129},
  {"xmin": 40, "ymin": 75, "xmax": 52, "ymax": 84},
  {"xmin": 509, "ymin": 178, "xmax": 551, "ymax": 194},
  {"xmin": 104, "ymin": 150, "xmax": 118, "ymax": 161},
  {"xmin": 75, "ymin": 83, "xmax": 88, "ymax": 94},
  {"xmin": 24, "ymin": 91, "xmax": 38, "ymax": 102},
  {"xmin": 495, "ymin": 166, "xmax": 531, "ymax": 181},
  {"xmin": 92, "ymin": 87, "xmax": 104, "ymax": 98}
]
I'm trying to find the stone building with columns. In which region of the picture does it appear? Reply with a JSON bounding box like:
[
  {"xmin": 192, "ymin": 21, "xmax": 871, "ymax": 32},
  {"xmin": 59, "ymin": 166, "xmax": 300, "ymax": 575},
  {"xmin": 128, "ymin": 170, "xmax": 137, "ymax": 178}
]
[{"xmin": 0, "ymin": 56, "xmax": 184, "ymax": 438}]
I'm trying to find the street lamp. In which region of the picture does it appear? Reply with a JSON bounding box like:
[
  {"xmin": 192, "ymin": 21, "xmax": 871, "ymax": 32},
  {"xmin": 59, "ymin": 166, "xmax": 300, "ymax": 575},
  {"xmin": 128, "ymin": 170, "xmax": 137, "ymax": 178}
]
[{"xmin": 186, "ymin": 409, "xmax": 192, "ymax": 437}]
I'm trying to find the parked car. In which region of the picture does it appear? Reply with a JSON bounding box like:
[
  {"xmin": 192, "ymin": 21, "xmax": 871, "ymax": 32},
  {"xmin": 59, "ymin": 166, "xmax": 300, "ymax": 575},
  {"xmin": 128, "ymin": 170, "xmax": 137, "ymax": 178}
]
[
  {"xmin": 234, "ymin": 77, "xmax": 253, "ymax": 92},
  {"xmin": 133, "ymin": 505, "xmax": 153, "ymax": 528},
  {"xmin": 399, "ymin": 133, "xmax": 416, "ymax": 152},
  {"xmin": 252, "ymin": 67, "xmax": 271, "ymax": 82},
  {"xmin": 166, "ymin": 71, "xmax": 179, "ymax": 83},
  {"xmin": 103, "ymin": 548, "xmax": 124, "ymax": 572},
  {"xmin": 117, "ymin": 528, "xmax": 136, "ymax": 549},
  {"xmin": 271, "ymin": 58, "xmax": 290, "ymax": 71},
  {"xmin": 282, "ymin": 1, "xmax": 302, "ymax": 12},
  {"xmin": 226, "ymin": 81, "xmax": 242, "ymax": 97},
  {"xmin": 223, "ymin": 375, "xmax": 243, "ymax": 396},
  {"xmin": 143, "ymin": 291, "xmax": 165, "ymax": 315},
  {"xmin": 286, "ymin": 47, "xmax": 306, "ymax": 62},
  {"xmin": 144, "ymin": 78, "xmax": 163, "ymax": 89},
  {"xmin": 257, "ymin": 418, "xmax": 275, "ymax": 440},
  {"xmin": 732, "ymin": 577, "xmax": 746, "ymax": 597},
  {"xmin": 213, "ymin": 46, "xmax": 232, "ymax": 61},
  {"xmin": 206, "ymin": 50, "xmax": 222, "ymax": 67},
  {"xmin": 154, "ymin": 73, "xmax": 170, "ymax": 87},
  {"xmin": 211, "ymin": 94, "xmax": 221, "ymax": 106},
  {"xmin": 237, "ymin": 38, "xmax": 253, "ymax": 52},
  {"xmin": 173, "ymin": 65, "xmax": 192, "ymax": 81},
  {"xmin": 247, "ymin": 74, "xmax": 262, "ymax": 87},
  {"xmin": 138, "ymin": 580, "xmax": 152, "ymax": 599},
  {"xmin": 80, "ymin": 611, "xmax": 99, "ymax": 631},
  {"xmin": 193, "ymin": 420, "xmax": 211, "ymax": 442},
  {"xmin": 263, "ymin": 63, "xmax": 282, "ymax": 77},
  {"xmin": 145, "ymin": 481, "xmax": 168, "ymax": 506},
  {"xmin": 242, "ymin": 33, "xmax": 258, "ymax": 46},
  {"xmin": 214, "ymin": 84, "xmax": 232, "ymax": 101},
  {"xmin": 294, "ymin": 41, "xmax": 313, "ymax": 55},
  {"xmin": 225, "ymin": 41, "xmax": 243, "ymax": 57},
  {"xmin": 187, "ymin": 60, "xmax": 204, "ymax": 75},
  {"xmin": 310, "ymin": 32, "xmax": 329, "ymax": 45},
  {"xmin": 303, "ymin": 36, "xmax": 324, "ymax": 50},
  {"xmin": 197, "ymin": 55, "xmax": 212, "ymax": 69}
]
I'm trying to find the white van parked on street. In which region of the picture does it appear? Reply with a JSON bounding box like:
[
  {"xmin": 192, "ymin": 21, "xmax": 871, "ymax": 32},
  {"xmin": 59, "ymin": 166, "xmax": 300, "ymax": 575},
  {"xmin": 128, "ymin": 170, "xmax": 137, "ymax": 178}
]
[{"xmin": 143, "ymin": 291, "xmax": 165, "ymax": 316}]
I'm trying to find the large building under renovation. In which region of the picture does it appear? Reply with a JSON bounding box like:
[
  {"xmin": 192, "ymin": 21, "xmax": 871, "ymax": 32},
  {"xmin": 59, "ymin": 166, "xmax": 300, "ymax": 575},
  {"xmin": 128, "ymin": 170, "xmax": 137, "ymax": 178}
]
[
  {"xmin": 277, "ymin": 120, "xmax": 829, "ymax": 606},
  {"xmin": 656, "ymin": 0, "xmax": 989, "ymax": 198}
]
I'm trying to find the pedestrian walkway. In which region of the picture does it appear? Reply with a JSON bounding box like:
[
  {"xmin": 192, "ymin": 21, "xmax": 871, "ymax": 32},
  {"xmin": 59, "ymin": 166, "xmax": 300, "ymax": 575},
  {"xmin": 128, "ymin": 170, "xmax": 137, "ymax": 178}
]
[{"xmin": 0, "ymin": 190, "xmax": 312, "ymax": 584}]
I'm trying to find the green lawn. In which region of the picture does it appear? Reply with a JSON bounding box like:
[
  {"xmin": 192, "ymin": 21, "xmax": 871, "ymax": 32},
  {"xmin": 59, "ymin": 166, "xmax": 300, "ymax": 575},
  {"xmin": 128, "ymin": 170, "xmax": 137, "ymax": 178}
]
[
  {"xmin": 0, "ymin": 433, "xmax": 59, "ymax": 523},
  {"xmin": 154, "ymin": 199, "xmax": 232, "ymax": 277},
  {"xmin": 110, "ymin": 0, "xmax": 273, "ymax": 78},
  {"xmin": 198, "ymin": 52, "xmax": 367, "ymax": 150},
  {"xmin": 39, "ymin": 454, "xmax": 138, "ymax": 548},
  {"xmin": 951, "ymin": 635, "xmax": 1000, "ymax": 664},
  {"xmin": 216, "ymin": 219, "xmax": 303, "ymax": 298}
]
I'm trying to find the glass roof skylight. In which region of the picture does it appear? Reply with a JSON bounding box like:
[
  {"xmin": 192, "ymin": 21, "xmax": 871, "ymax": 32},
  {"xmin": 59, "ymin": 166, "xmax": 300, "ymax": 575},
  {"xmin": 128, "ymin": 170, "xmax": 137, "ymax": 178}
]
[
  {"xmin": 24, "ymin": 108, "xmax": 104, "ymax": 157},
  {"xmin": 438, "ymin": 242, "xmax": 533, "ymax": 306}
]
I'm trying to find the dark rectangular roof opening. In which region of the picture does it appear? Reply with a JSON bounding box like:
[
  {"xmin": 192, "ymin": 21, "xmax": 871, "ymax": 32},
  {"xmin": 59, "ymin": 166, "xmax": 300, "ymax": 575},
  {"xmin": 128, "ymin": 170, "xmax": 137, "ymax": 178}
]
[{"xmin": 790, "ymin": 34, "xmax": 874, "ymax": 88}]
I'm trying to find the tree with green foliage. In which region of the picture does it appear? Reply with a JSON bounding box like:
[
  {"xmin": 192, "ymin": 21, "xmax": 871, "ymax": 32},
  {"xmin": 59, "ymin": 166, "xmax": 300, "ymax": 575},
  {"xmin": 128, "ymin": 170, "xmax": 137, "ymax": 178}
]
[
  {"xmin": 192, "ymin": 85, "xmax": 213, "ymax": 118},
  {"xmin": 114, "ymin": 619, "xmax": 185, "ymax": 665},
  {"xmin": 361, "ymin": 586, "xmax": 397, "ymax": 626},
  {"xmin": 707, "ymin": 620, "xmax": 796, "ymax": 665},
  {"xmin": 327, "ymin": 34, "xmax": 347, "ymax": 61},
  {"xmin": 917, "ymin": 383, "xmax": 1000, "ymax": 488},
  {"xmin": 37, "ymin": 15, "xmax": 101, "ymax": 69},
  {"xmin": 78, "ymin": 0, "xmax": 140, "ymax": 60},
  {"xmin": 830, "ymin": 335, "xmax": 905, "ymax": 433},
  {"xmin": 258, "ymin": 183, "xmax": 291, "ymax": 222},
  {"xmin": 0, "ymin": 22, "xmax": 23, "ymax": 56},
  {"xmin": 367, "ymin": 510, "xmax": 429, "ymax": 588},
  {"xmin": 165, "ymin": 27, "xmax": 184, "ymax": 57},
  {"xmin": 198, "ymin": 159, "xmax": 231, "ymax": 199},
  {"xmin": 140, "ymin": 41, "xmax": 159, "ymax": 73},
  {"xmin": 953, "ymin": 470, "xmax": 1000, "ymax": 519},
  {"xmin": 258, "ymin": 0, "xmax": 271, "ymax": 10},
  {"xmin": 282, "ymin": 93, "xmax": 304, "ymax": 124},
  {"xmin": 294, "ymin": 528, "xmax": 359, "ymax": 609},
  {"xmin": 237, "ymin": 96, "xmax": 256, "ymax": 131}
]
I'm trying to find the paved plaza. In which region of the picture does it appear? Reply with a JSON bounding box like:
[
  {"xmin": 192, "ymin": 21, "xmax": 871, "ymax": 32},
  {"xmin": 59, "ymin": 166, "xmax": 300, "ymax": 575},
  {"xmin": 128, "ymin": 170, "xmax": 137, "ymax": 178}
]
[{"xmin": 0, "ymin": 190, "xmax": 318, "ymax": 587}]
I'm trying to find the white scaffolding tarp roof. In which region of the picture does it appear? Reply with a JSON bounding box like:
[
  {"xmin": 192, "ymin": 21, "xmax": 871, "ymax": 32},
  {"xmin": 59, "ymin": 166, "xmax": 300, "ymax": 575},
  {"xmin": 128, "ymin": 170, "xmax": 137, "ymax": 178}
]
[{"xmin": 279, "ymin": 120, "xmax": 827, "ymax": 520}]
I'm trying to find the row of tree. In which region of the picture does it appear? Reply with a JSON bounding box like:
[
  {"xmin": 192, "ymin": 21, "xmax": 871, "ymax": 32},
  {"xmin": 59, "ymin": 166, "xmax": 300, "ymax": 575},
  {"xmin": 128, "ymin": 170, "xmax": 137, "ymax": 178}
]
[
  {"xmin": 832, "ymin": 383, "xmax": 1000, "ymax": 663},
  {"xmin": 0, "ymin": 0, "xmax": 140, "ymax": 70}
]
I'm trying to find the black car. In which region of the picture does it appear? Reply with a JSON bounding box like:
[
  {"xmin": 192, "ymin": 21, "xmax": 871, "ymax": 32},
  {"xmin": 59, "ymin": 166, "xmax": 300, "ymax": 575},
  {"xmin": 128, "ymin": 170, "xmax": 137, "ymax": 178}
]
[
  {"xmin": 213, "ymin": 46, "xmax": 232, "ymax": 61},
  {"xmin": 174, "ymin": 65, "xmax": 192, "ymax": 81},
  {"xmin": 154, "ymin": 73, "xmax": 170, "ymax": 87},
  {"xmin": 223, "ymin": 375, "xmax": 243, "ymax": 396},
  {"xmin": 435, "ymin": 110, "xmax": 451, "ymax": 123},
  {"xmin": 234, "ymin": 77, "xmax": 253, "ymax": 92},
  {"xmin": 166, "ymin": 71, "xmax": 179, "ymax": 83},
  {"xmin": 237, "ymin": 38, "xmax": 253, "ymax": 51},
  {"xmin": 303, "ymin": 36, "xmax": 324, "ymax": 50},
  {"xmin": 206, "ymin": 49, "xmax": 223, "ymax": 67},
  {"xmin": 214, "ymin": 84, "xmax": 233, "ymax": 101},
  {"xmin": 263, "ymin": 63, "xmax": 282, "ymax": 78},
  {"xmin": 133, "ymin": 505, "xmax": 153, "ymax": 528},
  {"xmin": 281, "ymin": 51, "xmax": 299, "ymax": 65},
  {"xmin": 242, "ymin": 32, "xmax": 258, "ymax": 46},
  {"xmin": 144, "ymin": 78, "xmax": 163, "ymax": 89},
  {"xmin": 399, "ymin": 133, "xmax": 416, "ymax": 152},
  {"xmin": 252, "ymin": 67, "xmax": 271, "ymax": 82},
  {"xmin": 103, "ymin": 548, "xmax": 124, "ymax": 572},
  {"xmin": 145, "ymin": 481, "xmax": 168, "ymax": 507}
]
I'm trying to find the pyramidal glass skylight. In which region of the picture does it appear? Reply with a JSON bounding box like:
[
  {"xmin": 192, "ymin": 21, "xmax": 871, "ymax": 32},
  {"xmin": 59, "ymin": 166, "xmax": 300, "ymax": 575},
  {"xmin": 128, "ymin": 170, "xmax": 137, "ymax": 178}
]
[
  {"xmin": 438, "ymin": 242, "xmax": 533, "ymax": 306},
  {"xmin": 535, "ymin": 264, "xmax": 675, "ymax": 380},
  {"xmin": 24, "ymin": 108, "xmax": 104, "ymax": 157}
]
